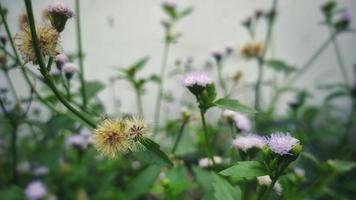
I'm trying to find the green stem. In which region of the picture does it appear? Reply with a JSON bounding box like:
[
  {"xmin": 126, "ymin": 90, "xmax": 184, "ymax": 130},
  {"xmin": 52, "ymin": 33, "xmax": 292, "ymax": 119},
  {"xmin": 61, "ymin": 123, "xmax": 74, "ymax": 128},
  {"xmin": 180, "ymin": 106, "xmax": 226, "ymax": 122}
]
[
  {"xmin": 75, "ymin": 0, "xmax": 87, "ymax": 110},
  {"xmin": 255, "ymin": 59, "xmax": 264, "ymax": 110},
  {"xmin": 199, "ymin": 109, "xmax": 215, "ymax": 166},
  {"xmin": 171, "ymin": 119, "xmax": 187, "ymax": 154},
  {"xmin": 24, "ymin": 0, "xmax": 96, "ymax": 128},
  {"xmin": 330, "ymin": 31, "xmax": 349, "ymax": 85},
  {"xmin": 217, "ymin": 61, "xmax": 228, "ymax": 96},
  {"xmin": 135, "ymin": 88, "xmax": 144, "ymax": 117},
  {"xmin": 287, "ymin": 33, "xmax": 335, "ymax": 85},
  {"xmin": 3, "ymin": 70, "xmax": 20, "ymax": 103},
  {"xmin": 153, "ymin": 42, "xmax": 170, "ymax": 134},
  {"xmin": 229, "ymin": 121, "xmax": 235, "ymax": 139}
]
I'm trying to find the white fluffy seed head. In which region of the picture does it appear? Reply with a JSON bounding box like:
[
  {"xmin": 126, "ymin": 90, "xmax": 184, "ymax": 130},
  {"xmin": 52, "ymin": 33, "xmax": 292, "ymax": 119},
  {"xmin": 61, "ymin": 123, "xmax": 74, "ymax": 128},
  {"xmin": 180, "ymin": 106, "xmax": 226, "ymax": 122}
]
[{"xmin": 265, "ymin": 132, "xmax": 299, "ymax": 155}]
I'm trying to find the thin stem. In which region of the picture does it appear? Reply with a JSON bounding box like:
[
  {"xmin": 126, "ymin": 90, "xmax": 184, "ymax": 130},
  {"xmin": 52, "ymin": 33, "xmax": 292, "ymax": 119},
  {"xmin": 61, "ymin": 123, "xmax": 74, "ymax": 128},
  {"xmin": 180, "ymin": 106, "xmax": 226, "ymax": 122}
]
[
  {"xmin": 24, "ymin": 0, "xmax": 96, "ymax": 128},
  {"xmin": 199, "ymin": 109, "xmax": 215, "ymax": 166},
  {"xmin": 171, "ymin": 119, "xmax": 187, "ymax": 154},
  {"xmin": 254, "ymin": 0, "xmax": 278, "ymax": 111},
  {"xmin": 330, "ymin": 31, "xmax": 349, "ymax": 85},
  {"xmin": 135, "ymin": 88, "xmax": 144, "ymax": 117},
  {"xmin": 75, "ymin": 0, "xmax": 87, "ymax": 110},
  {"xmin": 287, "ymin": 33, "xmax": 335, "ymax": 85},
  {"xmin": 4, "ymin": 70, "xmax": 20, "ymax": 103},
  {"xmin": 153, "ymin": 42, "xmax": 170, "ymax": 134},
  {"xmin": 229, "ymin": 121, "xmax": 235, "ymax": 139},
  {"xmin": 217, "ymin": 61, "xmax": 228, "ymax": 96}
]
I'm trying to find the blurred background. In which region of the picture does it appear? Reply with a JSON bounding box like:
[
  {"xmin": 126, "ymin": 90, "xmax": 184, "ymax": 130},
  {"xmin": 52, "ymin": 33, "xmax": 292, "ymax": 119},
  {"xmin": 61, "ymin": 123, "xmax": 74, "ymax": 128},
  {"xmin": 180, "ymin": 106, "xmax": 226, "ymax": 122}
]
[{"xmin": 1, "ymin": 0, "xmax": 356, "ymax": 117}]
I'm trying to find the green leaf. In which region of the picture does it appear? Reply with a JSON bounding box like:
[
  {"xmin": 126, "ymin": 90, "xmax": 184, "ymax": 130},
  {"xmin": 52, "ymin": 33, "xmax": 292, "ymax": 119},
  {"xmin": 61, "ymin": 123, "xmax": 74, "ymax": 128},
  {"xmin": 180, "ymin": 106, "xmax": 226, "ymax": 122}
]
[
  {"xmin": 219, "ymin": 161, "xmax": 268, "ymax": 178},
  {"xmin": 212, "ymin": 174, "xmax": 241, "ymax": 200},
  {"xmin": 179, "ymin": 7, "xmax": 193, "ymax": 19},
  {"xmin": 327, "ymin": 160, "xmax": 356, "ymax": 174},
  {"xmin": 214, "ymin": 98, "xmax": 256, "ymax": 114},
  {"xmin": 265, "ymin": 59, "xmax": 296, "ymax": 74},
  {"xmin": 193, "ymin": 167, "xmax": 215, "ymax": 193},
  {"xmin": 0, "ymin": 186, "xmax": 25, "ymax": 200},
  {"xmin": 84, "ymin": 81, "xmax": 105, "ymax": 101},
  {"xmin": 126, "ymin": 165, "xmax": 162, "ymax": 199},
  {"xmin": 140, "ymin": 137, "xmax": 173, "ymax": 167}
]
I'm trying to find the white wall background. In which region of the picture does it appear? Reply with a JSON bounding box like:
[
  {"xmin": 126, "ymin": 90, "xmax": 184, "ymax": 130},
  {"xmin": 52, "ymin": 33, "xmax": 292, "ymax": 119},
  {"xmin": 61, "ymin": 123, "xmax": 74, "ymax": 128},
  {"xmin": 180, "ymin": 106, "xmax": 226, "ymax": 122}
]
[{"xmin": 1, "ymin": 0, "xmax": 356, "ymax": 119}]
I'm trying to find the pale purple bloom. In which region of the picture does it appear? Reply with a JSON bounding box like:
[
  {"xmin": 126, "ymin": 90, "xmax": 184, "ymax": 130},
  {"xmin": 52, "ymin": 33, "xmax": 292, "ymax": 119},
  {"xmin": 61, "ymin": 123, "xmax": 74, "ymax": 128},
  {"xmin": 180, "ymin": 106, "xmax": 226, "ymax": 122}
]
[
  {"xmin": 54, "ymin": 53, "xmax": 68, "ymax": 70},
  {"xmin": 66, "ymin": 128, "xmax": 92, "ymax": 150},
  {"xmin": 33, "ymin": 166, "xmax": 49, "ymax": 176},
  {"xmin": 163, "ymin": 0, "xmax": 177, "ymax": 9},
  {"xmin": 62, "ymin": 63, "xmax": 77, "ymax": 73},
  {"xmin": 265, "ymin": 132, "xmax": 299, "ymax": 155},
  {"xmin": 233, "ymin": 112, "xmax": 251, "ymax": 132},
  {"xmin": 182, "ymin": 72, "xmax": 212, "ymax": 88},
  {"xmin": 25, "ymin": 181, "xmax": 47, "ymax": 200},
  {"xmin": 341, "ymin": 10, "xmax": 351, "ymax": 23},
  {"xmin": 48, "ymin": 1, "xmax": 74, "ymax": 18},
  {"xmin": 232, "ymin": 133, "xmax": 265, "ymax": 152}
]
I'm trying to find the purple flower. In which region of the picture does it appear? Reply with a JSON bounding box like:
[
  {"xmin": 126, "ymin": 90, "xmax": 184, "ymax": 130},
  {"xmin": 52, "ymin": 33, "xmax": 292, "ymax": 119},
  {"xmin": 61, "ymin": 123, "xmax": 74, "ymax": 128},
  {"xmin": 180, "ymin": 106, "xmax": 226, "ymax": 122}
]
[
  {"xmin": 341, "ymin": 10, "xmax": 351, "ymax": 23},
  {"xmin": 48, "ymin": 1, "xmax": 74, "ymax": 18},
  {"xmin": 62, "ymin": 63, "xmax": 77, "ymax": 79},
  {"xmin": 66, "ymin": 128, "xmax": 92, "ymax": 150},
  {"xmin": 54, "ymin": 53, "xmax": 68, "ymax": 70},
  {"xmin": 233, "ymin": 112, "xmax": 251, "ymax": 132},
  {"xmin": 25, "ymin": 181, "xmax": 47, "ymax": 200},
  {"xmin": 33, "ymin": 166, "xmax": 49, "ymax": 176},
  {"xmin": 182, "ymin": 72, "xmax": 213, "ymax": 88},
  {"xmin": 232, "ymin": 133, "xmax": 265, "ymax": 152},
  {"xmin": 265, "ymin": 132, "xmax": 299, "ymax": 155}
]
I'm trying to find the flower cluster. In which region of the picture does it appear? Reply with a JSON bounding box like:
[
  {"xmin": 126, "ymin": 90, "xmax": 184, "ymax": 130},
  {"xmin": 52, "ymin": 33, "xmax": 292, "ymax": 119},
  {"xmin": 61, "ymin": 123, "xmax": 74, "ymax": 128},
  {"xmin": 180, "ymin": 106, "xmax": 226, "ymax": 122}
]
[
  {"xmin": 182, "ymin": 72, "xmax": 212, "ymax": 88},
  {"xmin": 257, "ymin": 175, "xmax": 282, "ymax": 194},
  {"xmin": 240, "ymin": 41, "xmax": 265, "ymax": 59},
  {"xmin": 264, "ymin": 132, "xmax": 300, "ymax": 155},
  {"xmin": 232, "ymin": 133, "xmax": 265, "ymax": 152},
  {"xmin": 93, "ymin": 117, "xmax": 147, "ymax": 159},
  {"xmin": 25, "ymin": 181, "xmax": 47, "ymax": 200},
  {"xmin": 15, "ymin": 25, "xmax": 59, "ymax": 64}
]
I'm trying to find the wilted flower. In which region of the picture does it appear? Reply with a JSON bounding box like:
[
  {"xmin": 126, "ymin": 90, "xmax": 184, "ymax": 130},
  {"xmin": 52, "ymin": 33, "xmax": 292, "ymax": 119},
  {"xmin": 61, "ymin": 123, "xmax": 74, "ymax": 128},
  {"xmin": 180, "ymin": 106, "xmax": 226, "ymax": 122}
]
[
  {"xmin": 126, "ymin": 117, "xmax": 147, "ymax": 150},
  {"xmin": 240, "ymin": 41, "xmax": 264, "ymax": 59},
  {"xmin": 54, "ymin": 53, "xmax": 68, "ymax": 70},
  {"xmin": 93, "ymin": 119, "xmax": 131, "ymax": 159},
  {"xmin": 15, "ymin": 25, "xmax": 59, "ymax": 64},
  {"xmin": 18, "ymin": 12, "xmax": 28, "ymax": 30},
  {"xmin": 62, "ymin": 63, "xmax": 77, "ymax": 79},
  {"xmin": 47, "ymin": 1, "xmax": 74, "ymax": 32},
  {"xmin": 265, "ymin": 132, "xmax": 300, "ymax": 155},
  {"xmin": 25, "ymin": 181, "xmax": 47, "ymax": 200},
  {"xmin": 198, "ymin": 156, "xmax": 222, "ymax": 167},
  {"xmin": 233, "ymin": 112, "xmax": 251, "ymax": 132},
  {"xmin": 232, "ymin": 133, "xmax": 265, "ymax": 152},
  {"xmin": 257, "ymin": 175, "xmax": 282, "ymax": 194},
  {"xmin": 182, "ymin": 72, "xmax": 212, "ymax": 88}
]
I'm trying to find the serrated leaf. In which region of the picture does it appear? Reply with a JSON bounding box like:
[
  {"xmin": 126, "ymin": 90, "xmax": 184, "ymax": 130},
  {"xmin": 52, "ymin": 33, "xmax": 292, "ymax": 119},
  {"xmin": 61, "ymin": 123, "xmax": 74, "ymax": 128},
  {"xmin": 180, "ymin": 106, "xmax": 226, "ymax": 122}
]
[
  {"xmin": 212, "ymin": 173, "xmax": 241, "ymax": 200},
  {"xmin": 126, "ymin": 165, "xmax": 162, "ymax": 199},
  {"xmin": 83, "ymin": 81, "xmax": 105, "ymax": 101},
  {"xmin": 219, "ymin": 161, "xmax": 268, "ymax": 178},
  {"xmin": 327, "ymin": 159, "xmax": 356, "ymax": 174},
  {"xmin": 214, "ymin": 98, "xmax": 256, "ymax": 114},
  {"xmin": 140, "ymin": 137, "xmax": 173, "ymax": 167}
]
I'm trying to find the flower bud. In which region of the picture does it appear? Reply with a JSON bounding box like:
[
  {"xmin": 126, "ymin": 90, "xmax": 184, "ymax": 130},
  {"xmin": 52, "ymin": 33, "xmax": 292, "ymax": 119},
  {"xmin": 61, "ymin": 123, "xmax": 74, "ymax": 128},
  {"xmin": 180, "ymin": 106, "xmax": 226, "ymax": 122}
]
[
  {"xmin": 47, "ymin": 2, "xmax": 74, "ymax": 32},
  {"xmin": 211, "ymin": 50, "xmax": 223, "ymax": 63},
  {"xmin": 62, "ymin": 62, "xmax": 77, "ymax": 80},
  {"xmin": 54, "ymin": 53, "xmax": 68, "ymax": 70},
  {"xmin": 0, "ymin": 32, "xmax": 7, "ymax": 46}
]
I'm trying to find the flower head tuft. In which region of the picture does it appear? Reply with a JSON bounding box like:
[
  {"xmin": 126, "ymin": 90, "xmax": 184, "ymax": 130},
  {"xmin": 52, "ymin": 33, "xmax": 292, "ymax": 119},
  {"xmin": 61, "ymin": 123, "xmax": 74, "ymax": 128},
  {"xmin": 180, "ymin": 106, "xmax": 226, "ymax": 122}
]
[
  {"xmin": 233, "ymin": 112, "xmax": 251, "ymax": 132},
  {"xmin": 93, "ymin": 119, "xmax": 131, "ymax": 159},
  {"xmin": 182, "ymin": 72, "xmax": 212, "ymax": 88},
  {"xmin": 62, "ymin": 62, "xmax": 77, "ymax": 79},
  {"xmin": 15, "ymin": 25, "xmax": 59, "ymax": 64},
  {"xmin": 265, "ymin": 132, "xmax": 299, "ymax": 155},
  {"xmin": 25, "ymin": 181, "xmax": 47, "ymax": 200},
  {"xmin": 232, "ymin": 133, "xmax": 265, "ymax": 152},
  {"xmin": 48, "ymin": 1, "xmax": 74, "ymax": 19}
]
